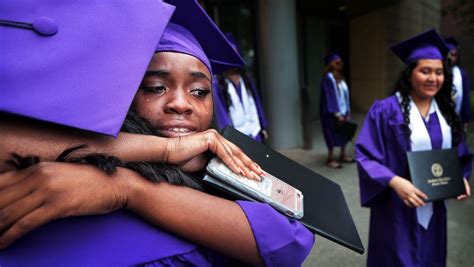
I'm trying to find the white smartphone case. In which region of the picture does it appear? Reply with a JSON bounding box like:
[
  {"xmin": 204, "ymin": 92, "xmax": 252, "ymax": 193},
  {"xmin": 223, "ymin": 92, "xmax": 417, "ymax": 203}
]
[{"xmin": 206, "ymin": 157, "xmax": 304, "ymax": 219}]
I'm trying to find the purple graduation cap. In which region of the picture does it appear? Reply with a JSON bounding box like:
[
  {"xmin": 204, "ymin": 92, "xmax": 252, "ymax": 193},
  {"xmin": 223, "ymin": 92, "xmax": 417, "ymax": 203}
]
[
  {"xmin": 159, "ymin": 0, "xmax": 245, "ymax": 75},
  {"xmin": 224, "ymin": 32, "xmax": 245, "ymax": 59},
  {"xmin": 391, "ymin": 29, "xmax": 449, "ymax": 64},
  {"xmin": 324, "ymin": 52, "xmax": 341, "ymax": 65},
  {"xmin": 0, "ymin": 0, "xmax": 175, "ymax": 136},
  {"xmin": 444, "ymin": 36, "xmax": 459, "ymax": 51}
]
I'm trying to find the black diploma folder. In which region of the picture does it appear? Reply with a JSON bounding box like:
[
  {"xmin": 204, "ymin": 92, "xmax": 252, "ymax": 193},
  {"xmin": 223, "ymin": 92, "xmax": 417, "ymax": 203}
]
[
  {"xmin": 407, "ymin": 148, "xmax": 465, "ymax": 202},
  {"xmin": 204, "ymin": 127, "xmax": 365, "ymax": 254},
  {"xmin": 334, "ymin": 121, "xmax": 358, "ymax": 140}
]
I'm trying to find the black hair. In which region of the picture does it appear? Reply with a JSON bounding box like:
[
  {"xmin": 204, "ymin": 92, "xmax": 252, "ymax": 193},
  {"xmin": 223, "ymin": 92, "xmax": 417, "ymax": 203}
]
[
  {"xmin": 6, "ymin": 110, "xmax": 205, "ymax": 191},
  {"xmin": 393, "ymin": 59, "xmax": 464, "ymax": 146}
]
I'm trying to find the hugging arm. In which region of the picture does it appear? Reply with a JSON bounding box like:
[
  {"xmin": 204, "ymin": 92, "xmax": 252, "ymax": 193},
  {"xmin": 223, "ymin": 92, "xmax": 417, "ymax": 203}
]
[
  {"xmin": 0, "ymin": 163, "xmax": 314, "ymax": 266},
  {"xmin": 0, "ymin": 117, "xmax": 262, "ymax": 179}
]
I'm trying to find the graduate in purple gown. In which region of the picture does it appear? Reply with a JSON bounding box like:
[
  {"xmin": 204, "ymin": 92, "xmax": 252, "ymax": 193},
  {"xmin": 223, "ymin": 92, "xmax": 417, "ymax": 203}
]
[
  {"xmin": 356, "ymin": 29, "xmax": 472, "ymax": 267},
  {"xmin": 0, "ymin": 0, "xmax": 315, "ymax": 266},
  {"xmin": 320, "ymin": 53, "xmax": 355, "ymax": 168},
  {"xmin": 213, "ymin": 32, "xmax": 269, "ymax": 143},
  {"xmin": 445, "ymin": 37, "xmax": 472, "ymax": 125}
]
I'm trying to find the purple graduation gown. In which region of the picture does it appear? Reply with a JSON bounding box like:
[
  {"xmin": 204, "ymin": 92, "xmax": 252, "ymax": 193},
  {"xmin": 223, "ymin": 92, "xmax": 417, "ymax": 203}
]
[
  {"xmin": 355, "ymin": 95, "xmax": 472, "ymax": 267},
  {"xmin": 212, "ymin": 77, "xmax": 233, "ymax": 131},
  {"xmin": 459, "ymin": 68, "xmax": 472, "ymax": 123},
  {"xmin": 212, "ymin": 74, "xmax": 268, "ymax": 141},
  {"xmin": 319, "ymin": 73, "xmax": 350, "ymax": 148},
  {"xmin": 0, "ymin": 201, "xmax": 314, "ymax": 266}
]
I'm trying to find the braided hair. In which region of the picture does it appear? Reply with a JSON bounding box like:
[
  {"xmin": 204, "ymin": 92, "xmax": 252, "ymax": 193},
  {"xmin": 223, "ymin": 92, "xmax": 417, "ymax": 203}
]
[{"xmin": 393, "ymin": 59, "xmax": 464, "ymax": 146}]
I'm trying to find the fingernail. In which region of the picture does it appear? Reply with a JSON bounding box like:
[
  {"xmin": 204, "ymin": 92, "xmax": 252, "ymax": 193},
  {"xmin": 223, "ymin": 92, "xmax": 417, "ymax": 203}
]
[
  {"xmin": 250, "ymin": 170, "xmax": 261, "ymax": 181},
  {"xmin": 255, "ymin": 164, "xmax": 266, "ymax": 175},
  {"xmin": 254, "ymin": 163, "xmax": 262, "ymax": 171}
]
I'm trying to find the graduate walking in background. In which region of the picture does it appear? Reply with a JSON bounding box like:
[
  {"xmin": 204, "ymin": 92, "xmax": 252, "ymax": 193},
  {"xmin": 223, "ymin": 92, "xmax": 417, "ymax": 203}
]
[
  {"xmin": 355, "ymin": 29, "xmax": 471, "ymax": 267},
  {"xmin": 213, "ymin": 32, "xmax": 269, "ymax": 143},
  {"xmin": 320, "ymin": 53, "xmax": 355, "ymax": 169},
  {"xmin": 445, "ymin": 37, "xmax": 471, "ymax": 128}
]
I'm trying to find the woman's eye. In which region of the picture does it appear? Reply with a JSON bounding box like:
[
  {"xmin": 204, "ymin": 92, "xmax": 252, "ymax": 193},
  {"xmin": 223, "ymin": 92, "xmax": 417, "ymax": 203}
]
[
  {"xmin": 140, "ymin": 85, "xmax": 166, "ymax": 94},
  {"xmin": 191, "ymin": 88, "xmax": 210, "ymax": 98},
  {"xmin": 421, "ymin": 69, "xmax": 430, "ymax": 74}
]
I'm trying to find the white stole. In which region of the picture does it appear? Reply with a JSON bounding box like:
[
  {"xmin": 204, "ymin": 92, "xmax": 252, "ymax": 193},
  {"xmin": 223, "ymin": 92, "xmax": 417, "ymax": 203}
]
[
  {"xmin": 226, "ymin": 77, "xmax": 261, "ymax": 138},
  {"xmin": 452, "ymin": 66, "xmax": 463, "ymax": 114},
  {"xmin": 328, "ymin": 73, "xmax": 350, "ymax": 115},
  {"xmin": 397, "ymin": 92, "xmax": 451, "ymax": 230}
]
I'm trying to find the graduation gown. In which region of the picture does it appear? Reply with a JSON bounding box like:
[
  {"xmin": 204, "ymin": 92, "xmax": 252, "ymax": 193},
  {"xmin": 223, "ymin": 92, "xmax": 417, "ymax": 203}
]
[
  {"xmin": 355, "ymin": 95, "xmax": 472, "ymax": 267},
  {"xmin": 0, "ymin": 201, "xmax": 314, "ymax": 267},
  {"xmin": 320, "ymin": 73, "xmax": 350, "ymax": 148},
  {"xmin": 212, "ymin": 74, "xmax": 268, "ymax": 141},
  {"xmin": 458, "ymin": 68, "xmax": 472, "ymax": 123}
]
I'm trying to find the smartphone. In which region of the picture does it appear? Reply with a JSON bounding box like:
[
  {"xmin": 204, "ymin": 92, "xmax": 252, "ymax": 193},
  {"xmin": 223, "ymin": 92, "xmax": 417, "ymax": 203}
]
[{"xmin": 206, "ymin": 157, "xmax": 304, "ymax": 219}]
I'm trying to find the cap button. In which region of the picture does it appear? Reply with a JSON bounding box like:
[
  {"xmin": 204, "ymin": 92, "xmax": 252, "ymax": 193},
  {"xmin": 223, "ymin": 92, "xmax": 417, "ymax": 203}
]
[{"xmin": 32, "ymin": 17, "xmax": 58, "ymax": 36}]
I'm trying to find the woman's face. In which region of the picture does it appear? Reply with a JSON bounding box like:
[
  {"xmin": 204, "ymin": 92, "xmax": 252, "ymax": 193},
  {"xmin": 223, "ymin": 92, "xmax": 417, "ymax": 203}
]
[
  {"xmin": 330, "ymin": 58, "xmax": 343, "ymax": 71},
  {"xmin": 448, "ymin": 48, "xmax": 458, "ymax": 65},
  {"xmin": 410, "ymin": 59, "xmax": 444, "ymax": 101},
  {"xmin": 132, "ymin": 52, "xmax": 213, "ymax": 138}
]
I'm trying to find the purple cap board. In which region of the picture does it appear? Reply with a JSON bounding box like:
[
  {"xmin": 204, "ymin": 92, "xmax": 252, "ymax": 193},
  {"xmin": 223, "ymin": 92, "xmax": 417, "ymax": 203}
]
[
  {"xmin": 0, "ymin": 0, "xmax": 175, "ymax": 137},
  {"xmin": 224, "ymin": 31, "xmax": 245, "ymax": 59},
  {"xmin": 0, "ymin": 0, "xmax": 244, "ymax": 137},
  {"xmin": 391, "ymin": 29, "xmax": 449, "ymax": 64},
  {"xmin": 160, "ymin": 0, "xmax": 245, "ymax": 75}
]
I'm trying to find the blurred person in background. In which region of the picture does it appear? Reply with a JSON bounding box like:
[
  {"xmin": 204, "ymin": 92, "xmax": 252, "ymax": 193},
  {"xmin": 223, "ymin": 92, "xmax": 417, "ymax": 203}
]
[
  {"xmin": 213, "ymin": 32, "xmax": 269, "ymax": 143},
  {"xmin": 320, "ymin": 52, "xmax": 354, "ymax": 169},
  {"xmin": 445, "ymin": 37, "xmax": 471, "ymax": 129}
]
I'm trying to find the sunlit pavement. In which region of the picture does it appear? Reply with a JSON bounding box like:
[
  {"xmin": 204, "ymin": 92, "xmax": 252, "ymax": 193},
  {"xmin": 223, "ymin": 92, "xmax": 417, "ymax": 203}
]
[{"xmin": 277, "ymin": 113, "xmax": 474, "ymax": 267}]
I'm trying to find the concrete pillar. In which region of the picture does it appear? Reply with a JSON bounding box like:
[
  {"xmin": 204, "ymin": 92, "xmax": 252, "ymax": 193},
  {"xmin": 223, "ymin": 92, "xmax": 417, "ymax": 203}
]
[
  {"xmin": 350, "ymin": 0, "xmax": 441, "ymax": 112},
  {"xmin": 257, "ymin": 0, "xmax": 302, "ymax": 149}
]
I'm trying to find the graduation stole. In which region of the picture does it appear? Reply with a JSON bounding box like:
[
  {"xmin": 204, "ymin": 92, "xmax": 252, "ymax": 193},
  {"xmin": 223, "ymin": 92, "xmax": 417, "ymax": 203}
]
[
  {"xmin": 226, "ymin": 77, "xmax": 261, "ymax": 138},
  {"xmin": 397, "ymin": 92, "xmax": 451, "ymax": 229},
  {"xmin": 451, "ymin": 66, "xmax": 463, "ymax": 114},
  {"xmin": 328, "ymin": 72, "xmax": 350, "ymax": 115}
]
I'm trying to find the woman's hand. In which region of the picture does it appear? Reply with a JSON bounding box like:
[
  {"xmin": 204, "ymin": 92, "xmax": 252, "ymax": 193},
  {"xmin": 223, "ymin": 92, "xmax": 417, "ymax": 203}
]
[
  {"xmin": 0, "ymin": 162, "xmax": 129, "ymax": 249},
  {"xmin": 335, "ymin": 115, "xmax": 345, "ymax": 122},
  {"xmin": 162, "ymin": 129, "xmax": 263, "ymax": 180},
  {"xmin": 389, "ymin": 176, "xmax": 428, "ymax": 207},
  {"xmin": 457, "ymin": 178, "xmax": 471, "ymax": 200}
]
